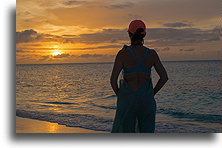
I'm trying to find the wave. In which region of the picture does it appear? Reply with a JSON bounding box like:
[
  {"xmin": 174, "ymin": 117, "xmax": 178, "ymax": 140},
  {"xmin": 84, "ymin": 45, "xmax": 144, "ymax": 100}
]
[
  {"xmin": 102, "ymin": 94, "xmax": 117, "ymax": 99},
  {"xmin": 90, "ymin": 103, "xmax": 116, "ymax": 110},
  {"xmin": 157, "ymin": 108, "xmax": 221, "ymax": 123},
  {"xmin": 16, "ymin": 109, "xmax": 220, "ymax": 133},
  {"xmin": 86, "ymin": 101, "xmax": 221, "ymax": 123},
  {"xmin": 43, "ymin": 101, "xmax": 78, "ymax": 105},
  {"xmin": 84, "ymin": 99, "xmax": 221, "ymax": 124},
  {"xmin": 16, "ymin": 109, "xmax": 113, "ymax": 132}
]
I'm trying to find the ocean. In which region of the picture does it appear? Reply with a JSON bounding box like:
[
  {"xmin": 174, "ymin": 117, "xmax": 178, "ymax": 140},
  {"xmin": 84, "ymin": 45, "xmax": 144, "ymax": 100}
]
[{"xmin": 16, "ymin": 60, "xmax": 221, "ymax": 133}]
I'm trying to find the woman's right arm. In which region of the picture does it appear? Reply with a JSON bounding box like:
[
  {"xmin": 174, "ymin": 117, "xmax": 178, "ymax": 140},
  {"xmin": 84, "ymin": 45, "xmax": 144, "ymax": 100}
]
[{"xmin": 153, "ymin": 50, "xmax": 168, "ymax": 96}]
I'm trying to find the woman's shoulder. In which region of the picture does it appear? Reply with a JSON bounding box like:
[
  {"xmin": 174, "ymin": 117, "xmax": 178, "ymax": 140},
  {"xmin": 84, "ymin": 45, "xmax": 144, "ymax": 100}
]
[
  {"xmin": 115, "ymin": 45, "xmax": 127, "ymax": 58},
  {"xmin": 118, "ymin": 45, "xmax": 129, "ymax": 54},
  {"xmin": 143, "ymin": 47, "xmax": 159, "ymax": 62},
  {"xmin": 148, "ymin": 48, "xmax": 157, "ymax": 54},
  {"xmin": 143, "ymin": 46, "xmax": 158, "ymax": 54},
  {"xmin": 118, "ymin": 45, "xmax": 158, "ymax": 54}
]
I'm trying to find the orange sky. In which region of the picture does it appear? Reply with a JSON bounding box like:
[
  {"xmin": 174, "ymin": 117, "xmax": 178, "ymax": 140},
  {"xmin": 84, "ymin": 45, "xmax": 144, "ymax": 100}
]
[{"xmin": 16, "ymin": 0, "xmax": 221, "ymax": 64}]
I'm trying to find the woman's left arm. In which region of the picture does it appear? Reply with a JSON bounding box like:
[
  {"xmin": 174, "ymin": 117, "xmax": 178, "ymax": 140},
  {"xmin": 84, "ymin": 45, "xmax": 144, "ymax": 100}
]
[{"xmin": 110, "ymin": 50, "xmax": 123, "ymax": 95}]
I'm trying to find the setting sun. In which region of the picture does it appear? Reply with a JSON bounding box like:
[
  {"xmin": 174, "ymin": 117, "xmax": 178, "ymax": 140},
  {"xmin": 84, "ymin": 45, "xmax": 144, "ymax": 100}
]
[{"xmin": 51, "ymin": 50, "xmax": 61, "ymax": 56}]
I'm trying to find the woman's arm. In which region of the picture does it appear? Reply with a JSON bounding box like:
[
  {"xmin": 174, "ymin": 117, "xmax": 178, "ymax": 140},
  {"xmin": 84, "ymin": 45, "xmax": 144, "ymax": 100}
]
[
  {"xmin": 110, "ymin": 50, "xmax": 123, "ymax": 95},
  {"xmin": 153, "ymin": 50, "xmax": 168, "ymax": 96}
]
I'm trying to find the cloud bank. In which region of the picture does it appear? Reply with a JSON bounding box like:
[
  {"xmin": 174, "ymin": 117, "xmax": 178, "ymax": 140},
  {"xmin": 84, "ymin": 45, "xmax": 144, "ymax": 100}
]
[{"xmin": 16, "ymin": 26, "xmax": 220, "ymax": 47}]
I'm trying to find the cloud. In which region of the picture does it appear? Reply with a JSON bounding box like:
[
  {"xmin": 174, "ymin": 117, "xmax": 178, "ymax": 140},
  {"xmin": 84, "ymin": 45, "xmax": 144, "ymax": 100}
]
[
  {"xmin": 16, "ymin": 29, "xmax": 43, "ymax": 43},
  {"xmin": 38, "ymin": 54, "xmax": 72, "ymax": 61},
  {"xmin": 53, "ymin": 53, "xmax": 71, "ymax": 58},
  {"xmin": 16, "ymin": 29, "xmax": 65, "ymax": 44},
  {"xmin": 63, "ymin": 0, "xmax": 85, "ymax": 6},
  {"xmin": 46, "ymin": 45, "xmax": 121, "ymax": 51},
  {"xmin": 78, "ymin": 54, "xmax": 114, "ymax": 58},
  {"xmin": 82, "ymin": 45, "xmax": 121, "ymax": 50},
  {"xmin": 17, "ymin": 0, "xmax": 219, "ymax": 33},
  {"xmin": 16, "ymin": 26, "xmax": 220, "ymax": 48},
  {"xmin": 38, "ymin": 53, "xmax": 114, "ymax": 61},
  {"xmin": 78, "ymin": 27, "xmax": 220, "ymax": 46},
  {"xmin": 163, "ymin": 22, "xmax": 193, "ymax": 27},
  {"xmin": 38, "ymin": 0, "xmax": 219, "ymax": 29},
  {"xmin": 154, "ymin": 47, "xmax": 170, "ymax": 52},
  {"xmin": 147, "ymin": 27, "xmax": 220, "ymax": 46},
  {"xmin": 76, "ymin": 28, "xmax": 128, "ymax": 44},
  {"xmin": 105, "ymin": 1, "xmax": 134, "ymax": 9},
  {"xmin": 179, "ymin": 48, "xmax": 195, "ymax": 52},
  {"xmin": 39, "ymin": 55, "xmax": 50, "ymax": 61},
  {"xmin": 16, "ymin": 47, "xmax": 25, "ymax": 53},
  {"xmin": 16, "ymin": 28, "xmax": 127, "ymax": 44},
  {"xmin": 161, "ymin": 47, "xmax": 170, "ymax": 51}
]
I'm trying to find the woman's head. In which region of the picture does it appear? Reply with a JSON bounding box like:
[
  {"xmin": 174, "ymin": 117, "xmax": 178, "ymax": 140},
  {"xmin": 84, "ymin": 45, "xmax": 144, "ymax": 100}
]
[{"xmin": 128, "ymin": 20, "xmax": 146, "ymax": 46}]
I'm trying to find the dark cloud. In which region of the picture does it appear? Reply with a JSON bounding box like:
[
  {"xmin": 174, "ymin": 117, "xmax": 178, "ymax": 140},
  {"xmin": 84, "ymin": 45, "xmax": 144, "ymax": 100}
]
[
  {"xmin": 36, "ymin": 54, "xmax": 115, "ymax": 63},
  {"xmin": 53, "ymin": 54, "xmax": 71, "ymax": 58},
  {"xmin": 147, "ymin": 27, "xmax": 220, "ymax": 46},
  {"xmin": 78, "ymin": 27, "xmax": 220, "ymax": 46},
  {"xmin": 17, "ymin": 26, "xmax": 220, "ymax": 48},
  {"xmin": 83, "ymin": 45, "xmax": 121, "ymax": 50},
  {"xmin": 63, "ymin": 0, "xmax": 85, "ymax": 6},
  {"xmin": 41, "ymin": 34, "xmax": 65, "ymax": 42},
  {"xmin": 39, "ymin": 55, "xmax": 50, "ymax": 61},
  {"xmin": 78, "ymin": 54, "xmax": 113, "ymax": 58},
  {"xmin": 163, "ymin": 22, "xmax": 193, "ymax": 27},
  {"xmin": 77, "ymin": 28, "xmax": 128, "ymax": 44},
  {"xmin": 105, "ymin": 2, "xmax": 134, "ymax": 9},
  {"xmin": 16, "ymin": 47, "xmax": 25, "ymax": 53},
  {"xmin": 62, "ymin": 34, "xmax": 77, "ymax": 37},
  {"xmin": 16, "ymin": 30, "xmax": 65, "ymax": 43},
  {"xmin": 162, "ymin": 47, "xmax": 170, "ymax": 51},
  {"xmin": 16, "ymin": 29, "xmax": 43, "ymax": 43},
  {"xmin": 154, "ymin": 47, "xmax": 170, "ymax": 52},
  {"xmin": 179, "ymin": 48, "xmax": 195, "ymax": 51}
]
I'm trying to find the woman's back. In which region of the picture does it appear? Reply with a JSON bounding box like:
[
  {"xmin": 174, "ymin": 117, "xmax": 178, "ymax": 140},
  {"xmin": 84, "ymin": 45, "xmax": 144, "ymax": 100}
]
[{"xmin": 120, "ymin": 45, "xmax": 156, "ymax": 91}]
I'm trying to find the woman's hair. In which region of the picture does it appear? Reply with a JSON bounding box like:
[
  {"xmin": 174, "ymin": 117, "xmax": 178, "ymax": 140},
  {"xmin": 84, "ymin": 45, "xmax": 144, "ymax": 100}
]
[{"xmin": 129, "ymin": 28, "xmax": 146, "ymax": 46}]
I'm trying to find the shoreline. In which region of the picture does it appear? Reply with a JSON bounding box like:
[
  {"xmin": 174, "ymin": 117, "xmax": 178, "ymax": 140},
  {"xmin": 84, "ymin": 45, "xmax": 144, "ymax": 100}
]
[
  {"xmin": 16, "ymin": 114, "xmax": 220, "ymax": 133},
  {"xmin": 16, "ymin": 116, "xmax": 108, "ymax": 133}
]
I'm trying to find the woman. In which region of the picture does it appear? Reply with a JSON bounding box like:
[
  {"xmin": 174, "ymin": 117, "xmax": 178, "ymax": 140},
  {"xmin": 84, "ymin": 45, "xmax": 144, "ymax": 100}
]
[{"xmin": 110, "ymin": 20, "xmax": 168, "ymax": 133}]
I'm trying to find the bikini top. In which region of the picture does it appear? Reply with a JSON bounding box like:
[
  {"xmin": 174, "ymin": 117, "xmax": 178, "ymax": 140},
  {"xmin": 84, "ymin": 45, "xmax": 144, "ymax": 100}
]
[{"xmin": 122, "ymin": 45, "xmax": 151, "ymax": 74}]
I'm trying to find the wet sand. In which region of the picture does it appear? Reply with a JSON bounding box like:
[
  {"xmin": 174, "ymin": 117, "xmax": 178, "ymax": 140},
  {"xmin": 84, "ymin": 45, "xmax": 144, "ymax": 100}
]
[{"xmin": 16, "ymin": 116, "xmax": 108, "ymax": 133}]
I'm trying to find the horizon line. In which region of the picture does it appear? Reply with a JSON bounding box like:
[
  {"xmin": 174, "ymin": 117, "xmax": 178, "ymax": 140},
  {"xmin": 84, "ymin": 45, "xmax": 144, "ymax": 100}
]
[{"xmin": 16, "ymin": 59, "xmax": 221, "ymax": 65}]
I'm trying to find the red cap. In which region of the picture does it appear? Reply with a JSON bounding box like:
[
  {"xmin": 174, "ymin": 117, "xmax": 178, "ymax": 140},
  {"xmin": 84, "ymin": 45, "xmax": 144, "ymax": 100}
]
[{"xmin": 128, "ymin": 20, "xmax": 146, "ymax": 34}]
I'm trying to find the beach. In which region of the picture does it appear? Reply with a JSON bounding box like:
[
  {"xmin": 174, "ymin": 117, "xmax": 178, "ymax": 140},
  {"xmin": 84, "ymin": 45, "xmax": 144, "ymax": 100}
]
[
  {"xmin": 16, "ymin": 113, "xmax": 220, "ymax": 133},
  {"xmin": 16, "ymin": 116, "xmax": 107, "ymax": 133}
]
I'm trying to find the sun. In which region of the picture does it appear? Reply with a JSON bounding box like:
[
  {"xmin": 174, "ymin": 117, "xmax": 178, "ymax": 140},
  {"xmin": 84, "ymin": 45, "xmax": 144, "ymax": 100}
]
[{"xmin": 51, "ymin": 50, "xmax": 61, "ymax": 56}]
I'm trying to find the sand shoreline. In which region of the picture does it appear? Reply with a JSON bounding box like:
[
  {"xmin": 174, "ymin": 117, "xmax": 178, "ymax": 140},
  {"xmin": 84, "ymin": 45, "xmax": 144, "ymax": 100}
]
[
  {"xmin": 16, "ymin": 116, "xmax": 108, "ymax": 133},
  {"xmin": 16, "ymin": 115, "xmax": 220, "ymax": 133}
]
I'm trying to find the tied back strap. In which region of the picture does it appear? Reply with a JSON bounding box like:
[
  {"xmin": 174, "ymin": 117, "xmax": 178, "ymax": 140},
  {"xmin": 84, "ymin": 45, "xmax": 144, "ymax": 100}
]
[
  {"xmin": 140, "ymin": 48, "xmax": 149, "ymax": 66},
  {"xmin": 128, "ymin": 47, "xmax": 140, "ymax": 67}
]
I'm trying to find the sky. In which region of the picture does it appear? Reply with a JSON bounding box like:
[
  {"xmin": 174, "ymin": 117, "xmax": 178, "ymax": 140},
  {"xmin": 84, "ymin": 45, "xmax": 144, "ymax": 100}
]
[{"xmin": 16, "ymin": 0, "xmax": 221, "ymax": 64}]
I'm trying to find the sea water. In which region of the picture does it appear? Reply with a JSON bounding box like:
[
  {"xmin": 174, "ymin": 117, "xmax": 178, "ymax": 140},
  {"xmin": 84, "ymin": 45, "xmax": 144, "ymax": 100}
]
[{"xmin": 16, "ymin": 60, "xmax": 221, "ymax": 132}]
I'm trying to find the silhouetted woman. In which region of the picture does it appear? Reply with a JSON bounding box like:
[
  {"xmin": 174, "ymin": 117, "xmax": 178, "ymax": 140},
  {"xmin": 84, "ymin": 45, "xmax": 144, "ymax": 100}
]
[{"xmin": 110, "ymin": 20, "xmax": 168, "ymax": 133}]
